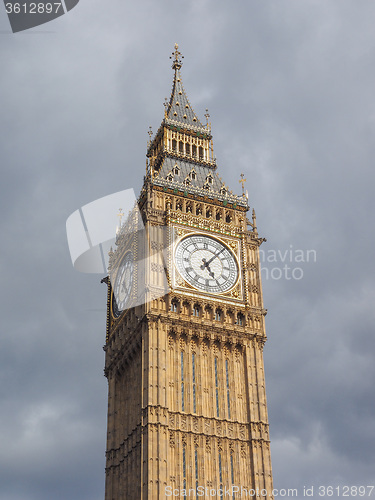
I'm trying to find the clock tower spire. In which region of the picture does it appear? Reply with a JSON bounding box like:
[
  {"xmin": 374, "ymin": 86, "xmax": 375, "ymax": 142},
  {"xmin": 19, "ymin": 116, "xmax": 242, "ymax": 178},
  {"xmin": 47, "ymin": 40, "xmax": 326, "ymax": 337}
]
[
  {"xmin": 103, "ymin": 45, "xmax": 274, "ymax": 500},
  {"xmin": 146, "ymin": 44, "xmax": 243, "ymax": 210}
]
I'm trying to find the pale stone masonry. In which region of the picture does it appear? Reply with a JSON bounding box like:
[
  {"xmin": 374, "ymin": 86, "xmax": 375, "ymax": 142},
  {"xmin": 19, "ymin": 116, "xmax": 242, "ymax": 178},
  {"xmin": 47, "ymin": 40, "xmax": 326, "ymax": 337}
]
[{"xmin": 102, "ymin": 45, "xmax": 274, "ymax": 500}]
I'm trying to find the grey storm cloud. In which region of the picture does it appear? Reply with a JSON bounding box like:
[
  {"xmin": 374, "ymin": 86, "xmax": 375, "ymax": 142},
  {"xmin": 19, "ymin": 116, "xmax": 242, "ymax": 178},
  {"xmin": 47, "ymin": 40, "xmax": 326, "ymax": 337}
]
[{"xmin": 0, "ymin": 0, "xmax": 374, "ymax": 498}]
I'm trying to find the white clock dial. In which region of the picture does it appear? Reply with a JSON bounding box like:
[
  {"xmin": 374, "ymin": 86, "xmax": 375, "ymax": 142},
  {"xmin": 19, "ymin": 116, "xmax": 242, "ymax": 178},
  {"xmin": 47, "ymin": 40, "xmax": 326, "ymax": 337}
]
[
  {"xmin": 112, "ymin": 251, "xmax": 134, "ymax": 317},
  {"xmin": 174, "ymin": 234, "xmax": 239, "ymax": 294}
]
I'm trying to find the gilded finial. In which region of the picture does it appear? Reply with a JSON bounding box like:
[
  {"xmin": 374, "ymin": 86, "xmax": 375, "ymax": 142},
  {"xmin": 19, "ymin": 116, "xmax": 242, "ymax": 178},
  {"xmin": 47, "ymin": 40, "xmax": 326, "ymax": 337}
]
[
  {"xmin": 239, "ymin": 173, "xmax": 247, "ymax": 195},
  {"xmin": 204, "ymin": 109, "xmax": 211, "ymax": 131},
  {"xmin": 204, "ymin": 108, "xmax": 210, "ymax": 125},
  {"xmin": 116, "ymin": 208, "xmax": 124, "ymax": 234},
  {"xmin": 252, "ymin": 208, "xmax": 258, "ymax": 234},
  {"xmin": 147, "ymin": 126, "xmax": 153, "ymax": 147},
  {"xmin": 170, "ymin": 43, "xmax": 183, "ymax": 70},
  {"xmin": 118, "ymin": 208, "xmax": 124, "ymax": 222},
  {"xmin": 163, "ymin": 97, "xmax": 169, "ymax": 118}
]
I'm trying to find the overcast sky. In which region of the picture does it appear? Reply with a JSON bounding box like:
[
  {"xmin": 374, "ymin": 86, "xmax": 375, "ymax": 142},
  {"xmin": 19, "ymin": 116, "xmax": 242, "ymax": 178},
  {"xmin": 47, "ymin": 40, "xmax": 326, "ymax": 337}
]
[{"xmin": 1, "ymin": 1, "xmax": 374, "ymax": 499}]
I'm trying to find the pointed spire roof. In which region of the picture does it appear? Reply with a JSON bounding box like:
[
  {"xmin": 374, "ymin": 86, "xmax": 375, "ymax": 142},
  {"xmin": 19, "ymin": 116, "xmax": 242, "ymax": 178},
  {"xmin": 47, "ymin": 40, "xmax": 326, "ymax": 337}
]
[
  {"xmin": 165, "ymin": 44, "xmax": 205, "ymax": 130},
  {"xmin": 145, "ymin": 45, "xmax": 249, "ymax": 209}
]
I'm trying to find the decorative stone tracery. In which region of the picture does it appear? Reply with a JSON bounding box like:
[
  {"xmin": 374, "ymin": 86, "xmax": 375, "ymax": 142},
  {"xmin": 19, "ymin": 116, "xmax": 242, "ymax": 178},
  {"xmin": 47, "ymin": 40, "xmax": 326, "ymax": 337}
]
[{"xmin": 104, "ymin": 45, "xmax": 273, "ymax": 500}]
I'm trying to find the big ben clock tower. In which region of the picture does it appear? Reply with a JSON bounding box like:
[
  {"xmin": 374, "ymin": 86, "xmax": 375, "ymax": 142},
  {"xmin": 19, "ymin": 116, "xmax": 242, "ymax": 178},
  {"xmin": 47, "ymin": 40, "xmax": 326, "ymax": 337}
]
[{"xmin": 103, "ymin": 45, "xmax": 274, "ymax": 499}]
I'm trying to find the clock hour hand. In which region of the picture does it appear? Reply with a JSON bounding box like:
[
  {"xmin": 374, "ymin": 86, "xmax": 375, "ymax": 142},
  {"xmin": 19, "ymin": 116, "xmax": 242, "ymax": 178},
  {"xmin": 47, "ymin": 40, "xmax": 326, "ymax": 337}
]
[
  {"xmin": 200, "ymin": 248, "xmax": 224, "ymax": 270},
  {"xmin": 200, "ymin": 258, "xmax": 215, "ymax": 279}
]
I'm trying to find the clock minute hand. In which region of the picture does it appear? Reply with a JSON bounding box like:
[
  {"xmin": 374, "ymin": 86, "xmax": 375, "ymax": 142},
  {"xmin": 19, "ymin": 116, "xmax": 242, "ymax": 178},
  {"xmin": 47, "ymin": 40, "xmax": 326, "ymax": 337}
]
[
  {"xmin": 200, "ymin": 248, "xmax": 225, "ymax": 278},
  {"xmin": 205, "ymin": 247, "xmax": 225, "ymax": 266}
]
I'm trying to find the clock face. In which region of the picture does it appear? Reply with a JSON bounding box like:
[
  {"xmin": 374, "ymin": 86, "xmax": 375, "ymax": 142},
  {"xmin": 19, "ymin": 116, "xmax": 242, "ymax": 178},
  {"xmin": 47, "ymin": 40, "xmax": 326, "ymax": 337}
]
[
  {"xmin": 112, "ymin": 251, "xmax": 134, "ymax": 318},
  {"xmin": 174, "ymin": 234, "xmax": 239, "ymax": 294}
]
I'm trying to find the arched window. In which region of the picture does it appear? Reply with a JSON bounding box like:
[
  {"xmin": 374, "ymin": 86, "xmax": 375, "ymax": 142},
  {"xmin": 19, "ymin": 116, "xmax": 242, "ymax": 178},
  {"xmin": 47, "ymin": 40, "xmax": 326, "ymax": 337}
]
[
  {"xmin": 205, "ymin": 306, "xmax": 213, "ymax": 320},
  {"xmin": 173, "ymin": 164, "xmax": 180, "ymax": 175},
  {"xmin": 170, "ymin": 300, "xmax": 178, "ymax": 313},
  {"xmin": 236, "ymin": 313, "xmax": 244, "ymax": 326},
  {"xmin": 193, "ymin": 304, "xmax": 200, "ymax": 317},
  {"xmin": 226, "ymin": 310, "xmax": 234, "ymax": 324},
  {"xmin": 226, "ymin": 358, "xmax": 231, "ymax": 419},
  {"xmin": 172, "ymin": 139, "xmax": 177, "ymax": 151},
  {"xmin": 215, "ymin": 309, "xmax": 222, "ymax": 321},
  {"xmin": 206, "ymin": 174, "xmax": 213, "ymax": 184},
  {"xmin": 182, "ymin": 301, "xmax": 190, "ymax": 315},
  {"xmin": 192, "ymin": 353, "xmax": 197, "ymax": 413},
  {"xmin": 214, "ymin": 357, "xmax": 220, "ymax": 417},
  {"xmin": 189, "ymin": 169, "xmax": 196, "ymax": 180}
]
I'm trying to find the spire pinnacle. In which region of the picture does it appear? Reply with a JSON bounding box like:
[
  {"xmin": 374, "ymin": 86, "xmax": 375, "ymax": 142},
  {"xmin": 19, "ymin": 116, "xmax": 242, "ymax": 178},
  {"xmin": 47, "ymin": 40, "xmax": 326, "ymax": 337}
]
[
  {"xmin": 252, "ymin": 208, "xmax": 258, "ymax": 234},
  {"xmin": 163, "ymin": 97, "xmax": 169, "ymax": 118},
  {"xmin": 147, "ymin": 126, "xmax": 153, "ymax": 147},
  {"xmin": 164, "ymin": 44, "xmax": 204, "ymax": 129},
  {"xmin": 170, "ymin": 43, "xmax": 183, "ymax": 70},
  {"xmin": 204, "ymin": 108, "xmax": 210, "ymax": 126},
  {"xmin": 116, "ymin": 208, "xmax": 124, "ymax": 234},
  {"xmin": 239, "ymin": 173, "xmax": 247, "ymax": 195}
]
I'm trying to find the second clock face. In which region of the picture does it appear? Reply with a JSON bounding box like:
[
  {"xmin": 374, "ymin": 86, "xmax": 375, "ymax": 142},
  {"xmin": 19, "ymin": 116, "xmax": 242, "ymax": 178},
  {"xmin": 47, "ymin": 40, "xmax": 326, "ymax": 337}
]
[
  {"xmin": 174, "ymin": 234, "xmax": 239, "ymax": 294},
  {"xmin": 112, "ymin": 251, "xmax": 134, "ymax": 318}
]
